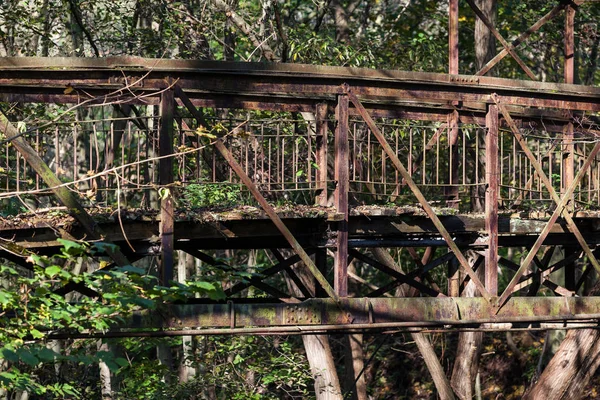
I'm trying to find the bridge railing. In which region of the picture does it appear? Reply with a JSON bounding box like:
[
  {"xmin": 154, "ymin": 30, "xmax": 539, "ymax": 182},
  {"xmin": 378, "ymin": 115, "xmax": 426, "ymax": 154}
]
[{"xmin": 1, "ymin": 103, "xmax": 599, "ymax": 213}]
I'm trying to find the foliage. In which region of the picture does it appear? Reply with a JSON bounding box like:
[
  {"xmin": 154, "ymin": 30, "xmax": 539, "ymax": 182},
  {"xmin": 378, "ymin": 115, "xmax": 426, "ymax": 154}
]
[
  {"xmin": 0, "ymin": 240, "xmax": 226, "ymax": 398},
  {"xmin": 182, "ymin": 183, "xmax": 246, "ymax": 208}
]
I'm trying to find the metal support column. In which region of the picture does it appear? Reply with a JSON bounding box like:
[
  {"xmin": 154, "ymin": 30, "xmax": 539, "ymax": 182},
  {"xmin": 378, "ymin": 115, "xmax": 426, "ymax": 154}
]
[
  {"xmin": 334, "ymin": 94, "xmax": 349, "ymax": 297},
  {"xmin": 485, "ymin": 104, "xmax": 499, "ymax": 296},
  {"xmin": 316, "ymin": 103, "xmax": 329, "ymax": 207},
  {"xmin": 159, "ymin": 88, "xmax": 175, "ymax": 285}
]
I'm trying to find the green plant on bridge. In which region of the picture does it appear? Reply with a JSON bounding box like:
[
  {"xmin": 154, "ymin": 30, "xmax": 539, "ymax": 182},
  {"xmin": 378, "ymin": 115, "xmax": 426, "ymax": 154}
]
[{"xmin": 183, "ymin": 183, "xmax": 246, "ymax": 208}]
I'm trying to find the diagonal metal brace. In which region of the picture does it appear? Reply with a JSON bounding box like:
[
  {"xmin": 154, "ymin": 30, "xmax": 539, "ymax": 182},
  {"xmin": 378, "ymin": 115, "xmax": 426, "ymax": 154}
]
[
  {"xmin": 494, "ymin": 94, "xmax": 600, "ymax": 308},
  {"xmin": 476, "ymin": 1, "xmax": 569, "ymax": 76},
  {"xmin": 174, "ymin": 86, "xmax": 338, "ymax": 301},
  {"xmin": 214, "ymin": 140, "xmax": 340, "ymax": 302},
  {"xmin": 346, "ymin": 86, "xmax": 492, "ymax": 302},
  {"xmin": 465, "ymin": 0, "xmax": 537, "ymax": 80}
]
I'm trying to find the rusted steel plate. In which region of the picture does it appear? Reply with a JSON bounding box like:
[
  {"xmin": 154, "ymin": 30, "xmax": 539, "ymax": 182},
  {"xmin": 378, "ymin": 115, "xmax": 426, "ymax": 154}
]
[{"xmin": 128, "ymin": 297, "xmax": 600, "ymax": 330}]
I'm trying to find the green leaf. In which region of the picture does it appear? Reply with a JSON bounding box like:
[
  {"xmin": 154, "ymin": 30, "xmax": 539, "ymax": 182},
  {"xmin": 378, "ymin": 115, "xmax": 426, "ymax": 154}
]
[
  {"xmin": 17, "ymin": 348, "xmax": 40, "ymax": 366},
  {"xmin": 57, "ymin": 239, "xmax": 87, "ymax": 256},
  {"xmin": 192, "ymin": 281, "xmax": 216, "ymax": 291},
  {"xmin": 233, "ymin": 354, "xmax": 244, "ymax": 365},
  {"xmin": 0, "ymin": 290, "xmax": 12, "ymax": 306},
  {"xmin": 158, "ymin": 187, "xmax": 170, "ymax": 200},
  {"xmin": 30, "ymin": 329, "xmax": 44, "ymax": 339},
  {"xmin": 115, "ymin": 357, "xmax": 129, "ymax": 367},
  {"xmin": 0, "ymin": 348, "xmax": 18, "ymax": 363},
  {"xmin": 36, "ymin": 347, "xmax": 59, "ymax": 363},
  {"xmin": 117, "ymin": 265, "xmax": 146, "ymax": 275},
  {"xmin": 44, "ymin": 265, "xmax": 62, "ymax": 278},
  {"xmin": 103, "ymin": 359, "xmax": 120, "ymax": 372},
  {"xmin": 0, "ymin": 372, "xmax": 16, "ymax": 385},
  {"xmin": 92, "ymin": 242, "xmax": 118, "ymax": 254}
]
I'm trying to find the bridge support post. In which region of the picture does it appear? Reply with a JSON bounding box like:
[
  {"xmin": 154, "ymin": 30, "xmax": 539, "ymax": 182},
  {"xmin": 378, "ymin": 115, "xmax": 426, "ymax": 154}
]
[
  {"xmin": 334, "ymin": 94, "xmax": 349, "ymax": 297},
  {"xmin": 316, "ymin": 103, "xmax": 329, "ymax": 207},
  {"xmin": 159, "ymin": 88, "xmax": 175, "ymax": 286},
  {"xmin": 485, "ymin": 103, "xmax": 499, "ymax": 296},
  {"xmin": 564, "ymin": 4, "xmax": 576, "ymax": 288}
]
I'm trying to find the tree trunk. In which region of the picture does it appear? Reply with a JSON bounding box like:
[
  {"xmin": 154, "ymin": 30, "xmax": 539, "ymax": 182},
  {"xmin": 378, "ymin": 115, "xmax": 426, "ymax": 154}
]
[
  {"xmin": 303, "ymin": 335, "xmax": 343, "ymax": 400},
  {"xmin": 343, "ymin": 333, "xmax": 367, "ymax": 400},
  {"xmin": 177, "ymin": 251, "xmax": 196, "ymax": 383},
  {"xmin": 331, "ymin": 0, "xmax": 350, "ymax": 43},
  {"xmin": 280, "ymin": 249, "xmax": 343, "ymax": 400},
  {"xmin": 343, "ymin": 260, "xmax": 368, "ymax": 400},
  {"xmin": 98, "ymin": 341, "xmax": 116, "ymax": 399},
  {"xmin": 526, "ymin": 278, "xmax": 600, "ymax": 398},
  {"xmin": 451, "ymin": 252, "xmax": 484, "ymax": 400},
  {"xmin": 371, "ymin": 248, "xmax": 455, "ymax": 400},
  {"xmin": 474, "ymin": 0, "xmax": 497, "ymax": 73},
  {"xmin": 524, "ymin": 328, "xmax": 600, "ymax": 399}
]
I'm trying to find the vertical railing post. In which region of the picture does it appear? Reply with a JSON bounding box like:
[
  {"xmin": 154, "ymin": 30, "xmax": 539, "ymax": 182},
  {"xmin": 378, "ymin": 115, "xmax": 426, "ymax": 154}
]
[
  {"xmin": 316, "ymin": 103, "xmax": 329, "ymax": 207},
  {"xmin": 159, "ymin": 88, "xmax": 175, "ymax": 286},
  {"xmin": 485, "ymin": 103, "xmax": 499, "ymax": 296},
  {"xmin": 334, "ymin": 94, "xmax": 349, "ymax": 297}
]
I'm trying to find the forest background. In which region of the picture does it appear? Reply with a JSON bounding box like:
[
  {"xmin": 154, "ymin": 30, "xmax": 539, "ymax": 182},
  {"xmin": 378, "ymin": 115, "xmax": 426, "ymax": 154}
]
[{"xmin": 1, "ymin": 0, "xmax": 600, "ymax": 399}]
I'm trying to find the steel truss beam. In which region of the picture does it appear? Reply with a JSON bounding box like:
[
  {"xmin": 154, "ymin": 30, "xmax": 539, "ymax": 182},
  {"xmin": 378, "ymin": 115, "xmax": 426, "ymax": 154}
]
[
  {"xmin": 112, "ymin": 297, "xmax": 600, "ymax": 335},
  {"xmin": 347, "ymin": 87, "xmax": 492, "ymax": 301},
  {"xmin": 494, "ymin": 96, "xmax": 600, "ymax": 307}
]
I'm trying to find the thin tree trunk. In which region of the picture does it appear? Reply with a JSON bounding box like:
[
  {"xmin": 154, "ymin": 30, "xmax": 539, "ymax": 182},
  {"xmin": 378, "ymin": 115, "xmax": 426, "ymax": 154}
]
[
  {"xmin": 331, "ymin": 0, "xmax": 350, "ymax": 43},
  {"xmin": 451, "ymin": 252, "xmax": 484, "ymax": 400},
  {"xmin": 178, "ymin": 251, "xmax": 196, "ymax": 383},
  {"xmin": 474, "ymin": 0, "xmax": 497, "ymax": 72},
  {"xmin": 371, "ymin": 248, "xmax": 455, "ymax": 400},
  {"xmin": 342, "ymin": 260, "xmax": 368, "ymax": 400},
  {"xmin": 302, "ymin": 335, "xmax": 343, "ymax": 400},
  {"xmin": 524, "ymin": 328, "xmax": 600, "ymax": 399},
  {"xmin": 280, "ymin": 249, "xmax": 343, "ymax": 400},
  {"xmin": 343, "ymin": 333, "xmax": 367, "ymax": 400},
  {"xmin": 98, "ymin": 341, "xmax": 116, "ymax": 399}
]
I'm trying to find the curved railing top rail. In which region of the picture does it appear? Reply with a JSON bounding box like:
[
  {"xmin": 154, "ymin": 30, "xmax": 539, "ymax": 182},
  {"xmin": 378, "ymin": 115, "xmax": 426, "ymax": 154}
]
[{"xmin": 0, "ymin": 57, "xmax": 598, "ymax": 113}]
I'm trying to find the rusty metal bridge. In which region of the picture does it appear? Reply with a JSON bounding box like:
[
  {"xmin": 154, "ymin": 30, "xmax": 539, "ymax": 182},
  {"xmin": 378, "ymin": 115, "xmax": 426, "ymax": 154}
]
[{"xmin": 2, "ymin": 0, "xmax": 600, "ymax": 337}]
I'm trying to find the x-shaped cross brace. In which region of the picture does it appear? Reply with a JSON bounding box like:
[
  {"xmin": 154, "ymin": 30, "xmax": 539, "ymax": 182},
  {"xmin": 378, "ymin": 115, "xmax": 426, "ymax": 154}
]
[{"xmin": 494, "ymin": 94, "xmax": 600, "ymax": 308}]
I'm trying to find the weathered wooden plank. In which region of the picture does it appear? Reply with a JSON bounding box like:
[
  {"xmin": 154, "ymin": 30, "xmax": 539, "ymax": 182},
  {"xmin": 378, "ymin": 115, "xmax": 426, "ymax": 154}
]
[{"xmin": 316, "ymin": 103, "xmax": 329, "ymax": 207}]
